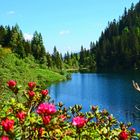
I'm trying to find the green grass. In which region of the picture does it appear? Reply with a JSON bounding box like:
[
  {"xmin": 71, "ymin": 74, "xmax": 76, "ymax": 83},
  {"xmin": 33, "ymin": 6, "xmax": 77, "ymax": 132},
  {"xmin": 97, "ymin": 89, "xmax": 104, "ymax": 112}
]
[
  {"xmin": 0, "ymin": 48, "xmax": 68, "ymax": 106},
  {"xmin": 0, "ymin": 48, "xmax": 66, "ymax": 96},
  {"xmin": 35, "ymin": 68, "xmax": 66, "ymax": 82}
]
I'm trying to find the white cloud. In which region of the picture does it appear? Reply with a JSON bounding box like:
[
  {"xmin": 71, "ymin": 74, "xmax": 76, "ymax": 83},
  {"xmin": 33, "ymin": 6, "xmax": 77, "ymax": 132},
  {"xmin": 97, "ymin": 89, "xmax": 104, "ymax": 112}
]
[
  {"xmin": 7, "ymin": 11, "xmax": 15, "ymax": 15},
  {"xmin": 23, "ymin": 33, "xmax": 33, "ymax": 41},
  {"xmin": 59, "ymin": 30, "xmax": 70, "ymax": 36}
]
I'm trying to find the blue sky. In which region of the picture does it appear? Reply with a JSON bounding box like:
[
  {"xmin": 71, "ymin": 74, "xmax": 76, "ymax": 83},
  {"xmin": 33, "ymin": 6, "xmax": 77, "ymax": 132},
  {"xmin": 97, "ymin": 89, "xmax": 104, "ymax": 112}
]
[{"xmin": 0, "ymin": 0, "xmax": 139, "ymax": 54}]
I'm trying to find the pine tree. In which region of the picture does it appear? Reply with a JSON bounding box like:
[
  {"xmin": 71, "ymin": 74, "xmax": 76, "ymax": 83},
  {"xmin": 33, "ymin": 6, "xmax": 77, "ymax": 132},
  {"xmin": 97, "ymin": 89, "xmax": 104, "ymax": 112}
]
[{"xmin": 31, "ymin": 31, "xmax": 46, "ymax": 62}]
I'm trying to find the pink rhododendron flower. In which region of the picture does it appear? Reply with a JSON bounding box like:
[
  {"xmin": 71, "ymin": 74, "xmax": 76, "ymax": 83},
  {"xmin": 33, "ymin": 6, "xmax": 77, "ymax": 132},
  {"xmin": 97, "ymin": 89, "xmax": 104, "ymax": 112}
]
[
  {"xmin": 28, "ymin": 82, "xmax": 36, "ymax": 90},
  {"xmin": 7, "ymin": 80, "xmax": 16, "ymax": 88},
  {"xmin": 37, "ymin": 103, "xmax": 56, "ymax": 115},
  {"xmin": 72, "ymin": 116, "xmax": 87, "ymax": 128},
  {"xmin": 37, "ymin": 103, "xmax": 47, "ymax": 114},
  {"xmin": 42, "ymin": 116, "xmax": 51, "ymax": 125},
  {"xmin": 41, "ymin": 89, "xmax": 48, "ymax": 96},
  {"xmin": 1, "ymin": 118, "xmax": 14, "ymax": 132},
  {"xmin": 28, "ymin": 90, "xmax": 35, "ymax": 98},
  {"xmin": 16, "ymin": 111, "xmax": 26, "ymax": 121},
  {"xmin": 119, "ymin": 131, "xmax": 128, "ymax": 140},
  {"xmin": 1, "ymin": 135, "xmax": 9, "ymax": 140},
  {"xmin": 45, "ymin": 103, "xmax": 56, "ymax": 115}
]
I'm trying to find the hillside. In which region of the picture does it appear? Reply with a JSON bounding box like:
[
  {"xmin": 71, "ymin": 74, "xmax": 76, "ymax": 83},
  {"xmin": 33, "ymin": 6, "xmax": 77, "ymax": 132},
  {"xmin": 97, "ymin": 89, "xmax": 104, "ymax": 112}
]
[
  {"xmin": 0, "ymin": 25, "xmax": 79, "ymax": 71},
  {"xmin": 95, "ymin": 2, "xmax": 140, "ymax": 71},
  {"xmin": 0, "ymin": 47, "xmax": 67, "ymax": 103},
  {"xmin": 78, "ymin": 2, "xmax": 140, "ymax": 72}
]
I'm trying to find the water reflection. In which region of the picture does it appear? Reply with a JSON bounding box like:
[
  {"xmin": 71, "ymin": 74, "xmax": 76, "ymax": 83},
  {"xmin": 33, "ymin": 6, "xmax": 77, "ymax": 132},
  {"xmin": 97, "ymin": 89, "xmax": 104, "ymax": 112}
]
[{"xmin": 50, "ymin": 73, "xmax": 140, "ymax": 131}]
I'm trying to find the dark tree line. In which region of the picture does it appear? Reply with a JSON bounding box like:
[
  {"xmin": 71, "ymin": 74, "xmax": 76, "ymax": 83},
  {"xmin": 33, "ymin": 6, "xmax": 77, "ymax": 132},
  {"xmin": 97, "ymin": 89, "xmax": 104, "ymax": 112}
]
[
  {"xmin": 78, "ymin": 1, "xmax": 140, "ymax": 72},
  {"xmin": 1, "ymin": 2, "xmax": 140, "ymax": 72},
  {"xmin": 0, "ymin": 24, "xmax": 46, "ymax": 61},
  {"xmin": 77, "ymin": 44, "xmax": 96, "ymax": 72},
  {"xmin": 0, "ymin": 24, "xmax": 80, "ymax": 70},
  {"xmin": 95, "ymin": 2, "xmax": 140, "ymax": 71}
]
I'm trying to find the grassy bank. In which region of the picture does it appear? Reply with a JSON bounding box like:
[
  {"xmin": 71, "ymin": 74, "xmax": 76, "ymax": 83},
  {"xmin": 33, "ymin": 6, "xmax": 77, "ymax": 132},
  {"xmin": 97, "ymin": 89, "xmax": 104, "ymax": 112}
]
[
  {"xmin": 0, "ymin": 54, "xmax": 66, "ymax": 84},
  {"xmin": 0, "ymin": 48, "xmax": 67, "ymax": 103}
]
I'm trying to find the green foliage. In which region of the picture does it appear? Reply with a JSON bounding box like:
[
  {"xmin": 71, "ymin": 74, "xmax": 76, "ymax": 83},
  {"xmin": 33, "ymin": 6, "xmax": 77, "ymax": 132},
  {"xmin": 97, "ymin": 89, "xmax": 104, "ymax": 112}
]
[
  {"xmin": 2, "ymin": 2, "xmax": 140, "ymax": 73},
  {"xmin": 31, "ymin": 31, "xmax": 46, "ymax": 62},
  {"xmin": 0, "ymin": 49, "xmax": 66, "ymax": 104},
  {"xmin": 0, "ymin": 81, "xmax": 139, "ymax": 139},
  {"xmin": 95, "ymin": 2, "xmax": 140, "ymax": 71},
  {"xmin": 79, "ymin": 44, "xmax": 96, "ymax": 72},
  {"xmin": 75, "ymin": 2, "xmax": 140, "ymax": 72},
  {"xmin": 0, "ymin": 24, "xmax": 80, "ymax": 71},
  {"xmin": 64, "ymin": 51, "xmax": 79, "ymax": 70}
]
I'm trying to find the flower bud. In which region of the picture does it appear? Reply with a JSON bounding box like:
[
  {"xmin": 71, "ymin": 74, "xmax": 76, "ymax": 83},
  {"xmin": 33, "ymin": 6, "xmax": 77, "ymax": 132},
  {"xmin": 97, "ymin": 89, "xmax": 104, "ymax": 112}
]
[
  {"xmin": 59, "ymin": 114, "xmax": 66, "ymax": 121},
  {"xmin": 16, "ymin": 111, "xmax": 26, "ymax": 122},
  {"xmin": 58, "ymin": 102, "xmax": 63, "ymax": 107},
  {"xmin": 7, "ymin": 80, "xmax": 16, "ymax": 88},
  {"xmin": 108, "ymin": 115, "xmax": 113, "ymax": 121},
  {"xmin": 78, "ymin": 105, "xmax": 82, "ymax": 111},
  {"xmin": 131, "ymin": 128, "xmax": 136, "ymax": 134},
  {"xmin": 42, "ymin": 115, "xmax": 51, "ymax": 125},
  {"xmin": 63, "ymin": 107, "xmax": 67, "ymax": 112},
  {"xmin": 28, "ymin": 82, "xmax": 36, "ymax": 90},
  {"xmin": 102, "ymin": 109, "xmax": 109, "ymax": 116},
  {"xmin": 91, "ymin": 105, "xmax": 98, "ymax": 111},
  {"xmin": 28, "ymin": 90, "xmax": 35, "ymax": 98},
  {"xmin": 41, "ymin": 89, "xmax": 48, "ymax": 96}
]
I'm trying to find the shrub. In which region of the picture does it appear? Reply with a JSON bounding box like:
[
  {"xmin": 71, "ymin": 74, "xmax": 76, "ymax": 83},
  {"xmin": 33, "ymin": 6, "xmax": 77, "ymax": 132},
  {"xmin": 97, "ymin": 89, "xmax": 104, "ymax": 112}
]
[{"xmin": 0, "ymin": 80, "xmax": 139, "ymax": 139}]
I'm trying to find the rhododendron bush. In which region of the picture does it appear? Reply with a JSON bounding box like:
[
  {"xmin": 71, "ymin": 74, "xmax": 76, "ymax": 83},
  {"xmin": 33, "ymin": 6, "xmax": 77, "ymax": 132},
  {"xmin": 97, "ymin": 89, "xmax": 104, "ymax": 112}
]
[{"xmin": 0, "ymin": 80, "xmax": 139, "ymax": 139}]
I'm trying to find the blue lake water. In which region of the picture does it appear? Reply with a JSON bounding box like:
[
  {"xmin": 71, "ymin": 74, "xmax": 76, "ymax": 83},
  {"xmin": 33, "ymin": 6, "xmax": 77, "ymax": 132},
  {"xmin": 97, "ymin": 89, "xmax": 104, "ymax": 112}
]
[{"xmin": 49, "ymin": 73, "xmax": 140, "ymax": 132}]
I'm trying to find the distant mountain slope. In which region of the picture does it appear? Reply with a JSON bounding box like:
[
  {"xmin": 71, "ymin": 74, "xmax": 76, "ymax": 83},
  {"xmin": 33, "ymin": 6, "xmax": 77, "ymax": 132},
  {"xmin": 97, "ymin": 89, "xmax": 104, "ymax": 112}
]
[{"xmin": 95, "ymin": 2, "xmax": 140, "ymax": 71}]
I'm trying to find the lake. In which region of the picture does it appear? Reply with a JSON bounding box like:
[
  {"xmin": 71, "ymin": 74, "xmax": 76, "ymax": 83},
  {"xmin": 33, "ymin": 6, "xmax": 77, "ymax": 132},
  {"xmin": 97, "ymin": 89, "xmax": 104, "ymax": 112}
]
[{"xmin": 49, "ymin": 72, "xmax": 140, "ymax": 132}]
